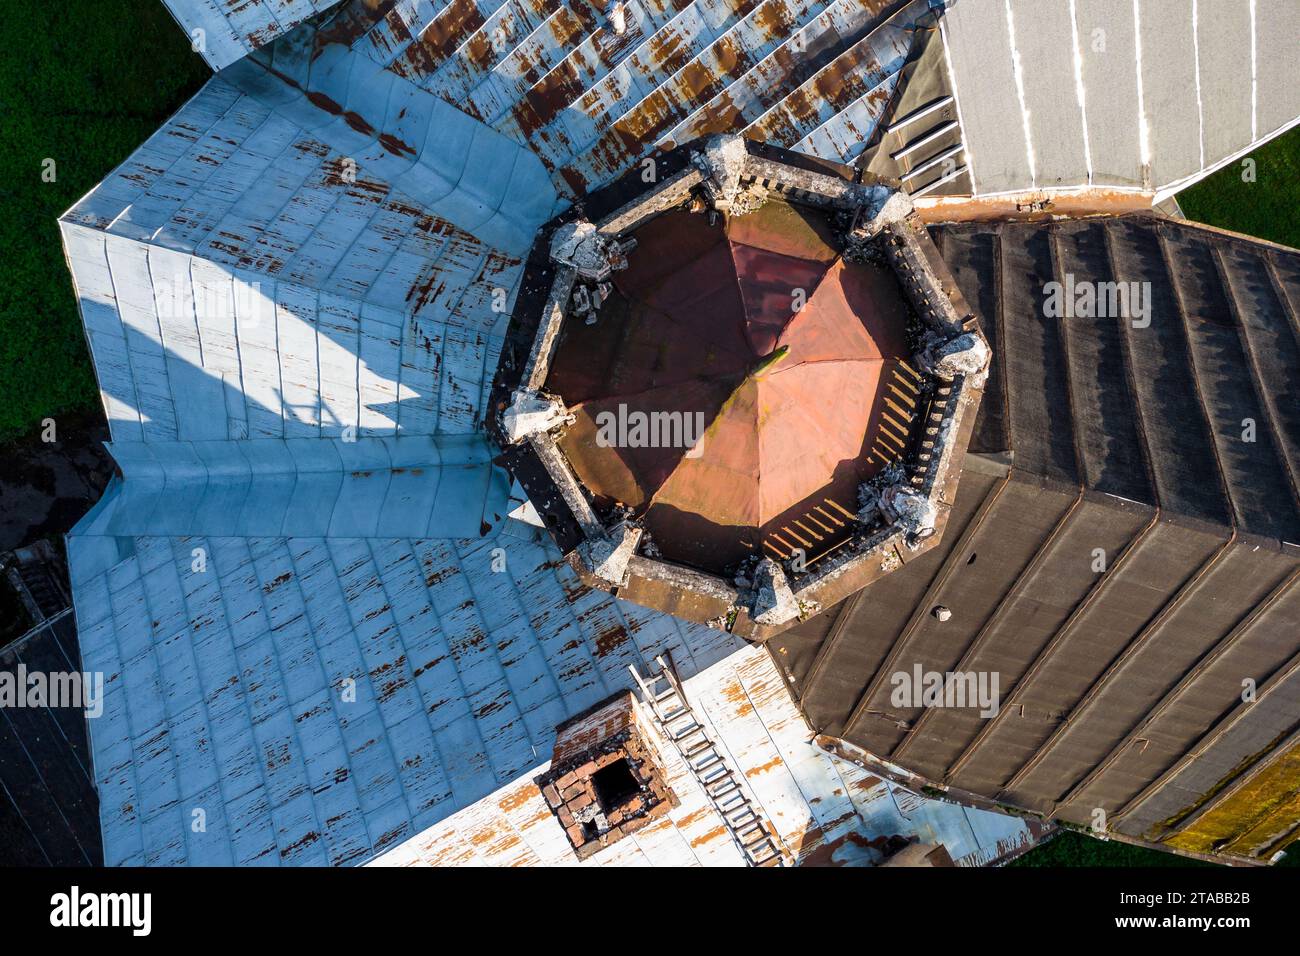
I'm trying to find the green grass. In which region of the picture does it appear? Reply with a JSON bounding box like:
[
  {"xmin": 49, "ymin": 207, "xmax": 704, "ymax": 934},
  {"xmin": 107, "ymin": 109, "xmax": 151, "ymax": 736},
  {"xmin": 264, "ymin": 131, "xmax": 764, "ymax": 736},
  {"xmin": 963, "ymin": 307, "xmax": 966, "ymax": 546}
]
[
  {"xmin": 1178, "ymin": 125, "xmax": 1300, "ymax": 250},
  {"xmin": 0, "ymin": 0, "xmax": 208, "ymax": 444},
  {"xmin": 1011, "ymin": 831, "xmax": 1218, "ymax": 868},
  {"xmin": 1013, "ymin": 830, "xmax": 1300, "ymax": 868}
]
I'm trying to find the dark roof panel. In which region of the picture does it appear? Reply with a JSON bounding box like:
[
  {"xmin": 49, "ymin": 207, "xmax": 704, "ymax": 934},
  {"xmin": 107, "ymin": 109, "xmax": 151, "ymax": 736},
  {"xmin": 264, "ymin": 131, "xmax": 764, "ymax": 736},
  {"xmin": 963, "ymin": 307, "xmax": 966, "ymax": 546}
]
[
  {"xmin": 0, "ymin": 613, "xmax": 101, "ymax": 866},
  {"xmin": 933, "ymin": 214, "xmax": 1300, "ymax": 541},
  {"xmin": 772, "ymin": 214, "xmax": 1300, "ymax": 864}
]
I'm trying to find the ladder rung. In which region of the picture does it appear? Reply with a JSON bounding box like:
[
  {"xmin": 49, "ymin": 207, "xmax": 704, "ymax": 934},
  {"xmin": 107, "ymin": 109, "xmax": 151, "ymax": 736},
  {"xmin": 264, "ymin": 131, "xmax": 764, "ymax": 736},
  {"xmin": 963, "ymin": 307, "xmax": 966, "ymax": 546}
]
[
  {"xmin": 708, "ymin": 778, "xmax": 740, "ymax": 798},
  {"xmin": 729, "ymin": 805, "xmax": 758, "ymax": 825},
  {"xmin": 731, "ymin": 816, "xmax": 759, "ymax": 836},
  {"xmin": 683, "ymin": 740, "xmax": 712, "ymax": 759},
  {"xmin": 719, "ymin": 798, "xmax": 750, "ymax": 819},
  {"xmin": 692, "ymin": 753, "xmax": 722, "ymax": 773},
  {"xmin": 672, "ymin": 723, "xmax": 703, "ymax": 741},
  {"xmin": 698, "ymin": 762, "xmax": 729, "ymax": 781},
  {"xmin": 726, "ymin": 804, "xmax": 756, "ymax": 824},
  {"xmin": 716, "ymin": 787, "xmax": 746, "ymax": 807}
]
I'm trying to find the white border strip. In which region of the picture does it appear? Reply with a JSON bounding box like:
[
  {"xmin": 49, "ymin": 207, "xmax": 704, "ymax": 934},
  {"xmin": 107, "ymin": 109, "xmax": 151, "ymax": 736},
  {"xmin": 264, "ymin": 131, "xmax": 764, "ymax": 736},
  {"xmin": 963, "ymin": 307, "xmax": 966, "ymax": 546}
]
[
  {"xmin": 938, "ymin": 14, "xmax": 978, "ymax": 197},
  {"xmin": 1133, "ymin": 0, "xmax": 1152, "ymax": 177},
  {"xmin": 1191, "ymin": 0, "xmax": 1206, "ymax": 172},
  {"xmin": 1250, "ymin": 0, "xmax": 1258, "ymax": 142},
  {"xmin": 1068, "ymin": 0, "xmax": 1095, "ymax": 186},
  {"xmin": 1003, "ymin": 0, "xmax": 1037, "ymax": 188}
]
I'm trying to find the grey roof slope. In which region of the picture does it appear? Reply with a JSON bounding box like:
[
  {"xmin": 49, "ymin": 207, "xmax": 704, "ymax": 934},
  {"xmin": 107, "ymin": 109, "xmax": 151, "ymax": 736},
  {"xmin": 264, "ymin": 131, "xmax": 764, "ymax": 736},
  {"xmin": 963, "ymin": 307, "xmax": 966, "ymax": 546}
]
[
  {"xmin": 938, "ymin": 0, "xmax": 1300, "ymax": 197},
  {"xmin": 68, "ymin": 526, "xmax": 738, "ymax": 865},
  {"xmin": 67, "ymin": 435, "xmax": 508, "ymax": 578},
  {"xmin": 769, "ymin": 214, "xmax": 1300, "ymax": 864},
  {"xmin": 291, "ymin": 0, "xmax": 934, "ymax": 194},
  {"xmin": 222, "ymin": 17, "xmax": 560, "ymax": 256},
  {"xmin": 60, "ymin": 76, "xmax": 522, "ymax": 444}
]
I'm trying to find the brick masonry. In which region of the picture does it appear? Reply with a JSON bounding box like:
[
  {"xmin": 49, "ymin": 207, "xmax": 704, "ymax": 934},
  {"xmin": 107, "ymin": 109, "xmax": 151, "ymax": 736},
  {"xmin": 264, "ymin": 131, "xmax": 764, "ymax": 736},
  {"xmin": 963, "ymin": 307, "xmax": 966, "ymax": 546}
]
[{"xmin": 537, "ymin": 692, "xmax": 678, "ymax": 859}]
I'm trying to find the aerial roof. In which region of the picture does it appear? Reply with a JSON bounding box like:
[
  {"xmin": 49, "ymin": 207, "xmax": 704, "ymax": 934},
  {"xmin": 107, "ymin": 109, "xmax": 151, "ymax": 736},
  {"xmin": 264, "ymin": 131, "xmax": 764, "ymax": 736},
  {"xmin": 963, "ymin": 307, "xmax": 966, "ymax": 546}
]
[
  {"xmin": 770, "ymin": 214, "xmax": 1300, "ymax": 866},
  {"xmin": 547, "ymin": 199, "xmax": 914, "ymax": 573},
  {"xmin": 52, "ymin": 0, "xmax": 1300, "ymax": 868},
  {"xmin": 491, "ymin": 137, "xmax": 991, "ymax": 638}
]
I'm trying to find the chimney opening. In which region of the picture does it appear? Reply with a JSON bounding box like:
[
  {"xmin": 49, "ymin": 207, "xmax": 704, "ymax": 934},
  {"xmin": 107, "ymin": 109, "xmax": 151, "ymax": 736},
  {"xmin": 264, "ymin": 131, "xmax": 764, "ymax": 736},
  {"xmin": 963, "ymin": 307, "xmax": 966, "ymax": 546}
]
[{"xmin": 592, "ymin": 758, "xmax": 641, "ymax": 812}]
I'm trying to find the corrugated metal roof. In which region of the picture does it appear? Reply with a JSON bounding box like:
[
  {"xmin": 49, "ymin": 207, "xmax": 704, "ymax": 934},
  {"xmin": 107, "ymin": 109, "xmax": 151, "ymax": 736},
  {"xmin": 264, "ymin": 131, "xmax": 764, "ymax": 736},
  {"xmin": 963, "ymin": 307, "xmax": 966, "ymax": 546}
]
[
  {"xmin": 937, "ymin": 0, "xmax": 1300, "ymax": 198},
  {"xmin": 55, "ymin": 0, "xmax": 1300, "ymax": 868},
  {"xmin": 67, "ymin": 526, "xmax": 743, "ymax": 865},
  {"xmin": 293, "ymin": 0, "xmax": 933, "ymax": 194},
  {"xmin": 61, "ymin": 77, "xmax": 520, "ymax": 444}
]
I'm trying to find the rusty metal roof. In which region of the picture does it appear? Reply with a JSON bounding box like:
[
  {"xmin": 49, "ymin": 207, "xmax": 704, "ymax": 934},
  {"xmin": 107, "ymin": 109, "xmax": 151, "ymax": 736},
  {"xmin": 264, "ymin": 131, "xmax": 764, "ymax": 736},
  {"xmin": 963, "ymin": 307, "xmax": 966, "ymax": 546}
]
[
  {"xmin": 769, "ymin": 214, "xmax": 1300, "ymax": 865},
  {"xmin": 66, "ymin": 520, "xmax": 1039, "ymax": 865},
  {"xmin": 368, "ymin": 643, "xmax": 1038, "ymax": 866},
  {"xmin": 68, "ymin": 525, "xmax": 746, "ymax": 864},
  {"xmin": 546, "ymin": 198, "xmax": 914, "ymax": 572},
  {"xmin": 161, "ymin": 0, "xmax": 340, "ymax": 71},
  {"xmin": 54, "ymin": 0, "xmax": 1300, "ymax": 868},
  {"xmin": 292, "ymin": 0, "xmax": 932, "ymax": 195},
  {"xmin": 61, "ymin": 76, "xmax": 521, "ymax": 443}
]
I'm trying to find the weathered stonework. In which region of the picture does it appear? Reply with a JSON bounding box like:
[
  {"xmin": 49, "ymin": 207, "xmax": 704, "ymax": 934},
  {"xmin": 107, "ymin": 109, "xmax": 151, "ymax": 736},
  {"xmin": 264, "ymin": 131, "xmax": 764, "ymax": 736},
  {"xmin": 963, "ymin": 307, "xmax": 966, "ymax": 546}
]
[{"xmin": 490, "ymin": 136, "xmax": 991, "ymax": 641}]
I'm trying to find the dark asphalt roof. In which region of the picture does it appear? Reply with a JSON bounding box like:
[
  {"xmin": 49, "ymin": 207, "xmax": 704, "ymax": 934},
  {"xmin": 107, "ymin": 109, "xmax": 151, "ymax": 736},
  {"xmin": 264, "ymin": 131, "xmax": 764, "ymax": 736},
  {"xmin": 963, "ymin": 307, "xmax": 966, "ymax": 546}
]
[
  {"xmin": 769, "ymin": 213, "xmax": 1300, "ymax": 864},
  {"xmin": 0, "ymin": 612, "xmax": 102, "ymax": 866}
]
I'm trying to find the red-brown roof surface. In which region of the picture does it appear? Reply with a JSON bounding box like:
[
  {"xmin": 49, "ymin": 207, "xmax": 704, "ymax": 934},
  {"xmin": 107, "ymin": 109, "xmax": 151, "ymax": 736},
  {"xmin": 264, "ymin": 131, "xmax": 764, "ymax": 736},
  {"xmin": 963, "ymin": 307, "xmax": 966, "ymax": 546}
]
[{"xmin": 547, "ymin": 199, "xmax": 914, "ymax": 572}]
